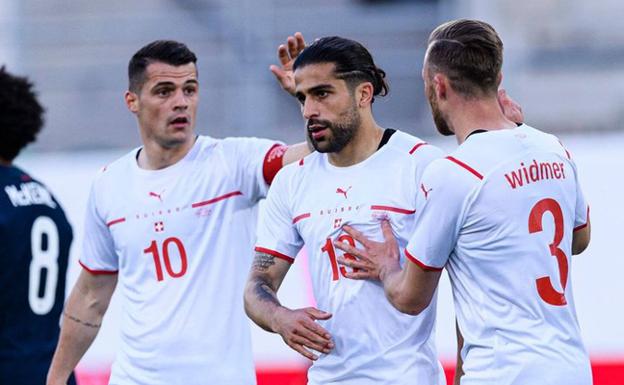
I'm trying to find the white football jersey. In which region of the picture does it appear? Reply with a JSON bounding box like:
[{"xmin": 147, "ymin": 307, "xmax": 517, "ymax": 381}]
[
  {"xmin": 256, "ymin": 130, "xmax": 445, "ymax": 385},
  {"xmin": 406, "ymin": 125, "xmax": 591, "ymax": 385},
  {"xmin": 81, "ymin": 135, "xmax": 278, "ymax": 385}
]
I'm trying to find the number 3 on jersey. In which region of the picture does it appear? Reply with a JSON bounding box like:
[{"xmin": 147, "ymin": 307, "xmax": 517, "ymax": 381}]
[
  {"xmin": 321, "ymin": 235, "xmax": 359, "ymax": 281},
  {"xmin": 144, "ymin": 237, "xmax": 188, "ymax": 281},
  {"xmin": 528, "ymin": 198, "xmax": 568, "ymax": 306}
]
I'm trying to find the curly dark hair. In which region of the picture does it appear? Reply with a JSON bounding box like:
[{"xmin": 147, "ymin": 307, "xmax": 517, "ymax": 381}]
[{"xmin": 0, "ymin": 66, "xmax": 45, "ymax": 162}]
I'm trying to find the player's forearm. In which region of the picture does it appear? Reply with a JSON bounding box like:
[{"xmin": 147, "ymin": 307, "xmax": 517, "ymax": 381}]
[
  {"xmin": 380, "ymin": 265, "xmax": 419, "ymax": 315},
  {"xmin": 244, "ymin": 276, "xmax": 285, "ymax": 332},
  {"xmin": 244, "ymin": 251, "xmax": 292, "ymax": 332},
  {"xmin": 47, "ymin": 294, "xmax": 105, "ymax": 383},
  {"xmin": 381, "ymin": 263, "xmax": 434, "ymax": 316},
  {"xmin": 282, "ymin": 141, "xmax": 313, "ymax": 167},
  {"xmin": 572, "ymin": 222, "xmax": 591, "ymax": 255},
  {"xmin": 47, "ymin": 315, "xmax": 100, "ymax": 384},
  {"xmin": 47, "ymin": 271, "xmax": 116, "ymax": 384}
]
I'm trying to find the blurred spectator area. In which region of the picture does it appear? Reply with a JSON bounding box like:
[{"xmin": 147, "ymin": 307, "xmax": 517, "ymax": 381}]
[{"xmin": 1, "ymin": 0, "xmax": 622, "ymax": 152}]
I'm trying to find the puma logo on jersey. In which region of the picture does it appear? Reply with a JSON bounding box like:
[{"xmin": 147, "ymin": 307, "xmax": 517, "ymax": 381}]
[
  {"xmin": 421, "ymin": 183, "xmax": 432, "ymax": 199},
  {"xmin": 336, "ymin": 186, "xmax": 352, "ymax": 199},
  {"xmin": 149, "ymin": 190, "xmax": 165, "ymax": 202}
]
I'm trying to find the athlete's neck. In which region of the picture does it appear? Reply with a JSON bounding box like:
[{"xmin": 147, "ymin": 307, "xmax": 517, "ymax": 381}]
[
  {"xmin": 137, "ymin": 136, "xmax": 196, "ymax": 170},
  {"xmin": 448, "ymin": 97, "xmax": 517, "ymax": 145},
  {"xmin": 328, "ymin": 117, "xmax": 384, "ymax": 167}
]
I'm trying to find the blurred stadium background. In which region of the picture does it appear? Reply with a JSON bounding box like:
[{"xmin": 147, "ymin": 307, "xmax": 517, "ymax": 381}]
[{"xmin": 2, "ymin": 0, "xmax": 623, "ymax": 383}]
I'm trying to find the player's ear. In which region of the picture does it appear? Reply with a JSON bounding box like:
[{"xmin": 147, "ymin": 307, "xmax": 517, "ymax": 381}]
[
  {"xmin": 496, "ymin": 72, "xmax": 503, "ymax": 87},
  {"xmin": 125, "ymin": 91, "xmax": 139, "ymax": 113},
  {"xmin": 356, "ymin": 82, "xmax": 374, "ymax": 108},
  {"xmin": 433, "ymin": 73, "xmax": 447, "ymax": 100}
]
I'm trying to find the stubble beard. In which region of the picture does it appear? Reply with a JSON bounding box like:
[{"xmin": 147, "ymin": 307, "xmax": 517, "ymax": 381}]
[
  {"xmin": 308, "ymin": 102, "xmax": 361, "ymax": 153},
  {"xmin": 428, "ymin": 85, "xmax": 454, "ymax": 136}
]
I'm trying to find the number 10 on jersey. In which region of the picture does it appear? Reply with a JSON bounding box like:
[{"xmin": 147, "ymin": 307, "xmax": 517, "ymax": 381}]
[
  {"xmin": 143, "ymin": 237, "xmax": 188, "ymax": 281},
  {"xmin": 322, "ymin": 235, "xmax": 359, "ymax": 281}
]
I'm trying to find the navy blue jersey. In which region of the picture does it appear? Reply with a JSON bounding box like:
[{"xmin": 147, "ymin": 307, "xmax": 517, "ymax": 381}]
[{"xmin": 0, "ymin": 165, "xmax": 76, "ymax": 385}]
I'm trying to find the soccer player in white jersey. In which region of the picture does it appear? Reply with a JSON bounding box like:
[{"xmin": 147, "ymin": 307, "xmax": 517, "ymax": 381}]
[
  {"xmin": 46, "ymin": 40, "xmax": 310, "ymax": 385},
  {"xmin": 335, "ymin": 20, "xmax": 592, "ymax": 385},
  {"xmin": 243, "ymin": 36, "xmax": 447, "ymax": 385}
]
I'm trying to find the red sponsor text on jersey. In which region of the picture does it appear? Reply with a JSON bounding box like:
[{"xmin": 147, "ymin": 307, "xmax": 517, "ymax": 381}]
[{"xmin": 504, "ymin": 159, "xmax": 566, "ymax": 189}]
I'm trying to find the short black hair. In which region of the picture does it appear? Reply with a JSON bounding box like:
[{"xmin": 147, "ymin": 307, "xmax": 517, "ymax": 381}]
[
  {"xmin": 293, "ymin": 36, "xmax": 389, "ymax": 102},
  {"xmin": 128, "ymin": 40, "xmax": 198, "ymax": 93},
  {"xmin": 0, "ymin": 66, "xmax": 45, "ymax": 162}
]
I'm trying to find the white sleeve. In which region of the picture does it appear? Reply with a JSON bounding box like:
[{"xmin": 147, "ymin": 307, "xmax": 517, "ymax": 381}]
[
  {"xmin": 556, "ymin": 137, "xmax": 589, "ymax": 230},
  {"xmin": 572, "ymin": 163, "xmax": 589, "ymax": 230},
  {"xmin": 254, "ymin": 166, "xmax": 303, "ymax": 263},
  {"xmin": 222, "ymin": 137, "xmax": 283, "ymax": 202},
  {"xmin": 405, "ymin": 159, "xmax": 474, "ymax": 270},
  {"xmin": 80, "ymin": 181, "xmax": 118, "ymax": 272},
  {"xmin": 412, "ymin": 144, "xmax": 445, "ymax": 214}
]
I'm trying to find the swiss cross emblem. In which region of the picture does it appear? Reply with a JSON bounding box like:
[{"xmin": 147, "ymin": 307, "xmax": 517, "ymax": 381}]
[
  {"xmin": 154, "ymin": 221, "xmax": 164, "ymax": 232},
  {"xmin": 334, "ymin": 218, "xmax": 342, "ymax": 229}
]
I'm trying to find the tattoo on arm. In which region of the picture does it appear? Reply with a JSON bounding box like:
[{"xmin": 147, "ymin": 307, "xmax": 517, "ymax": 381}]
[
  {"xmin": 252, "ymin": 252, "xmax": 276, "ymax": 272},
  {"xmin": 253, "ymin": 279, "xmax": 280, "ymax": 307},
  {"xmin": 250, "ymin": 252, "xmax": 280, "ymax": 306},
  {"xmin": 63, "ymin": 311, "xmax": 101, "ymax": 329}
]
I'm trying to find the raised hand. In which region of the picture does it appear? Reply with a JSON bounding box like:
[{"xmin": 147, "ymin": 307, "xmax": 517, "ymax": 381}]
[
  {"xmin": 272, "ymin": 306, "xmax": 333, "ymax": 361},
  {"xmin": 334, "ymin": 220, "xmax": 401, "ymax": 281},
  {"xmin": 270, "ymin": 32, "xmax": 306, "ymax": 96},
  {"xmin": 498, "ymin": 88, "xmax": 524, "ymax": 124}
]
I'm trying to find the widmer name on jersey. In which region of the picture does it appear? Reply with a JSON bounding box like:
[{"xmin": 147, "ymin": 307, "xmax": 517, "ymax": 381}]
[
  {"xmin": 504, "ymin": 159, "xmax": 567, "ymax": 190},
  {"xmin": 4, "ymin": 182, "xmax": 57, "ymax": 209}
]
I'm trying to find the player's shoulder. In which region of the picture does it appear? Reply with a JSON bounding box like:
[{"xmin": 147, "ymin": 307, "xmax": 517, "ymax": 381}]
[
  {"xmin": 91, "ymin": 147, "xmax": 139, "ymax": 187},
  {"xmin": 422, "ymin": 149, "xmax": 485, "ymax": 191},
  {"xmin": 522, "ymin": 124, "xmax": 572, "ymax": 157},
  {"xmin": 276, "ymin": 150, "xmax": 318, "ymax": 181},
  {"xmin": 208, "ymin": 135, "xmax": 282, "ymax": 164},
  {"xmin": 417, "ymin": 156, "xmax": 481, "ymax": 207},
  {"xmin": 0, "ymin": 165, "xmax": 34, "ymax": 186},
  {"xmin": 1, "ymin": 165, "xmax": 67, "ymax": 216},
  {"xmin": 217, "ymin": 135, "xmax": 280, "ymax": 151},
  {"xmin": 386, "ymin": 129, "xmax": 444, "ymax": 159}
]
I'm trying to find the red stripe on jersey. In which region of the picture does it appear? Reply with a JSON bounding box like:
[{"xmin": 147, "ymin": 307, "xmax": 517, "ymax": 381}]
[
  {"xmin": 192, "ymin": 191, "xmax": 243, "ymax": 208},
  {"xmin": 370, "ymin": 205, "xmax": 416, "ymax": 214},
  {"xmin": 298, "ymin": 158, "xmax": 304, "ymax": 166},
  {"xmin": 263, "ymin": 144, "xmax": 287, "ymax": 185},
  {"xmin": 446, "ymin": 156, "xmax": 483, "ymax": 180},
  {"xmin": 405, "ymin": 249, "xmax": 443, "ymax": 271},
  {"xmin": 292, "ymin": 213, "xmax": 311, "ymax": 224},
  {"xmin": 79, "ymin": 260, "xmax": 118, "ymax": 275},
  {"xmin": 106, "ymin": 217, "xmax": 125, "ymax": 227},
  {"xmin": 254, "ymin": 247, "xmax": 295, "ymax": 263},
  {"xmin": 574, "ymin": 206, "xmax": 591, "ymax": 231},
  {"xmin": 409, "ymin": 142, "xmax": 428, "ymax": 154}
]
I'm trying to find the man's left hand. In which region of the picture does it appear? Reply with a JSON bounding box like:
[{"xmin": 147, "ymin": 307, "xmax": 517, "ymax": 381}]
[{"xmin": 334, "ymin": 220, "xmax": 401, "ymax": 281}]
